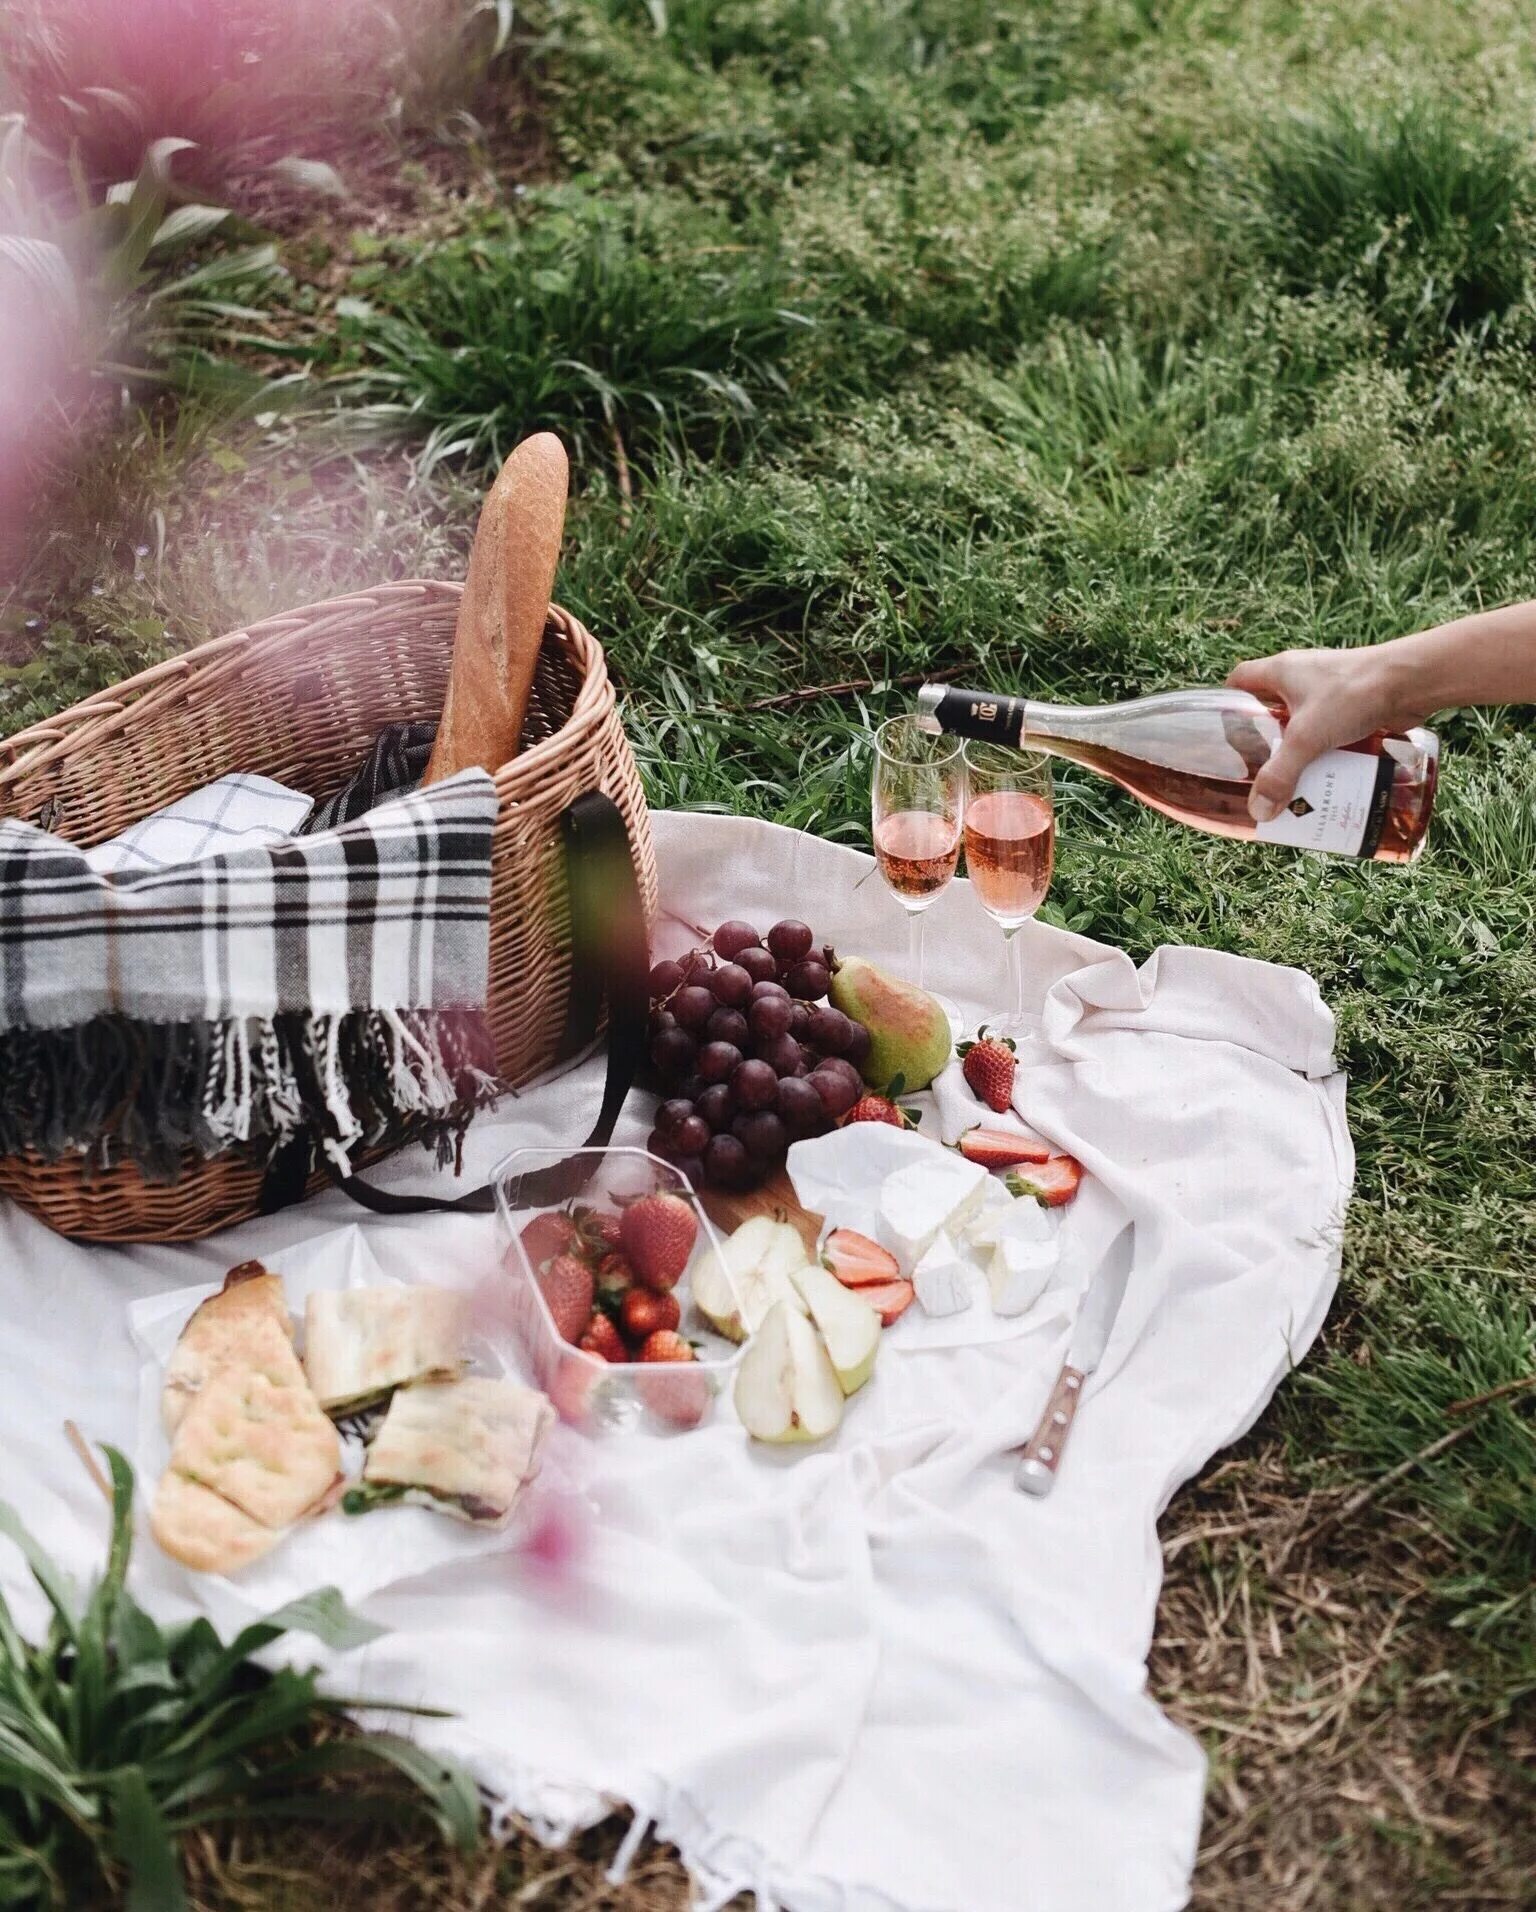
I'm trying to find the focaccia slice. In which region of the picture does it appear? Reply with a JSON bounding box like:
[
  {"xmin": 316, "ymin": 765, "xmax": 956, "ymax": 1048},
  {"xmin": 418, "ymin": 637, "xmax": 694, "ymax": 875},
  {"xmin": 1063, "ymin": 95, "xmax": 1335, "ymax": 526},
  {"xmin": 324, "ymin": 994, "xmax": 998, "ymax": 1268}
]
[
  {"xmin": 151, "ymin": 1471, "xmax": 286, "ymax": 1577},
  {"xmin": 162, "ymin": 1260, "xmax": 292, "ymax": 1435},
  {"xmin": 168, "ymin": 1356, "xmax": 341, "ymax": 1531},
  {"xmin": 303, "ymin": 1286, "xmax": 467, "ymax": 1416},
  {"xmin": 356, "ymin": 1377, "xmax": 553, "ymax": 1525}
]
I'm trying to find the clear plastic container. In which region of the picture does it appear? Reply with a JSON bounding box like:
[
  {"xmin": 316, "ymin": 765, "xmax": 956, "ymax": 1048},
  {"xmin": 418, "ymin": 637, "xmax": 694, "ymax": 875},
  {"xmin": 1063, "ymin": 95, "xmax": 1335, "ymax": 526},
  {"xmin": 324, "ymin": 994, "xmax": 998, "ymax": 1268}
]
[{"xmin": 493, "ymin": 1145, "xmax": 741, "ymax": 1433}]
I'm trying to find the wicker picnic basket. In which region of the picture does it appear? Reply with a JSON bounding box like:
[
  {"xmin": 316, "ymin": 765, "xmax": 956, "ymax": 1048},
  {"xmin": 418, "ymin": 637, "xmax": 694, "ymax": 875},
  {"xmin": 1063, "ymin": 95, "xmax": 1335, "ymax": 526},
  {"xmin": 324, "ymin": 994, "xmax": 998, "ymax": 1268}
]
[{"xmin": 0, "ymin": 580, "xmax": 656, "ymax": 1242}]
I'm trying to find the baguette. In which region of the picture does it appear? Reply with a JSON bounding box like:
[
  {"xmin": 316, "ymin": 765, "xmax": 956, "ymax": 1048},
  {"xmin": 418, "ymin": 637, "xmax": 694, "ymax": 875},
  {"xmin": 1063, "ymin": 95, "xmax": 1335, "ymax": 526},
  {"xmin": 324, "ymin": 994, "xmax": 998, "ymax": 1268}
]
[{"xmin": 423, "ymin": 432, "xmax": 569, "ymax": 784}]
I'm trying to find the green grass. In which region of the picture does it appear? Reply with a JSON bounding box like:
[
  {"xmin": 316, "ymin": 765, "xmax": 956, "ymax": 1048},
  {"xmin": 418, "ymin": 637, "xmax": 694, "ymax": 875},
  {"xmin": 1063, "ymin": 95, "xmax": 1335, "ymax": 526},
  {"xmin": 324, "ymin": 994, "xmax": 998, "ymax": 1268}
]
[{"xmin": 4, "ymin": 0, "xmax": 1536, "ymax": 1899}]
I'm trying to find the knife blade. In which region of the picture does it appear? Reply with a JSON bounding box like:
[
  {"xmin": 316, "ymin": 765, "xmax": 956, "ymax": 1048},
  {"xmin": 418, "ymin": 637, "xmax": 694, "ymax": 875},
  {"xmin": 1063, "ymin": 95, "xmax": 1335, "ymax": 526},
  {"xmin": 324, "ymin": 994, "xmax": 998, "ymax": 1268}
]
[{"xmin": 1014, "ymin": 1221, "xmax": 1134, "ymax": 1496}]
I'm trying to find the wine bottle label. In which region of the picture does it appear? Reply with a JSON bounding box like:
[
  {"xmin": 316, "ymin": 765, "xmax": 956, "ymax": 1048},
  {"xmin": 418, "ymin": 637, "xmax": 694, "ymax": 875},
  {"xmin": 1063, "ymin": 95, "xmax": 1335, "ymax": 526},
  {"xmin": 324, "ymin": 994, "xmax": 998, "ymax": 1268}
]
[
  {"xmin": 919, "ymin": 685, "xmax": 1027, "ymax": 746},
  {"xmin": 1253, "ymin": 748, "xmax": 1394, "ymax": 856}
]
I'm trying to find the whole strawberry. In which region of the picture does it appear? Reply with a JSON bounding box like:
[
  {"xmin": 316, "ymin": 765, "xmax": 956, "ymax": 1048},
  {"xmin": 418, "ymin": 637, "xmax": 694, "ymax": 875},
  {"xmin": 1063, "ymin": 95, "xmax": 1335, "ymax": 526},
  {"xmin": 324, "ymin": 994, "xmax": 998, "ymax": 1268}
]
[
  {"xmin": 621, "ymin": 1287, "xmax": 681, "ymax": 1343},
  {"xmin": 538, "ymin": 1253, "xmax": 595, "ymax": 1346},
  {"xmin": 637, "ymin": 1330, "xmax": 709, "ymax": 1428},
  {"xmin": 619, "ymin": 1192, "xmax": 698, "ymax": 1292},
  {"xmin": 842, "ymin": 1093, "xmax": 911, "ymax": 1129},
  {"xmin": 595, "ymin": 1251, "xmax": 635, "ymax": 1300},
  {"xmin": 578, "ymin": 1209, "xmax": 624, "ymax": 1255},
  {"xmin": 959, "ymin": 1029, "xmax": 1016, "ymax": 1113},
  {"xmin": 638, "ymin": 1329, "xmax": 696, "ymax": 1363},
  {"xmin": 520, "ymin": 1209, "xmax": 579, "ymax": 1272},
  {"xmin": 580, "ymin": 1311, "xmax": 629, "ymax": 1363}
]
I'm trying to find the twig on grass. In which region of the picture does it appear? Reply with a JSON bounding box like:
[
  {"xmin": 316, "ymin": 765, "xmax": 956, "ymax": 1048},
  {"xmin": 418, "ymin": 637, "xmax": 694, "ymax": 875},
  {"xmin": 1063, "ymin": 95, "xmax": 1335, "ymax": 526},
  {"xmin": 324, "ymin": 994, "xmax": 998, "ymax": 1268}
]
[
  {"xmin": 1301, "ymin": 1422, "xmax": 1480, "ymax": 1546},
  {"xmin": 64, "ymin": 1420, "xmax": 113, "ymax": 1504},
  {"xmin": 1447, "ymin": 1371, "xmax": 1536, "ymax": 1415},
  {"xmin": 742, "ymin": 669, "xmax": 928, "ymax": 712},
  {"xmin": 1300, "ymin": 1376, "xmax": 1535, "ymax": 1549},
  {"xmin": 608, "ymin": 418, "xmax": 634, "ymax": 531}
]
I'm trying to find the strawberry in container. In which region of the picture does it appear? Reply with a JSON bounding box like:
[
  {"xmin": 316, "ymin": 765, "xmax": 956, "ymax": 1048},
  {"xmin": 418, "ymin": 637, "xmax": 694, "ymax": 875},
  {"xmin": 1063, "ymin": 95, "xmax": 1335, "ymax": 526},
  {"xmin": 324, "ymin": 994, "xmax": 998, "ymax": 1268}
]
[{"xmin": 495, "ymin": 1146, "xmax": 740, "ymax": 1433}]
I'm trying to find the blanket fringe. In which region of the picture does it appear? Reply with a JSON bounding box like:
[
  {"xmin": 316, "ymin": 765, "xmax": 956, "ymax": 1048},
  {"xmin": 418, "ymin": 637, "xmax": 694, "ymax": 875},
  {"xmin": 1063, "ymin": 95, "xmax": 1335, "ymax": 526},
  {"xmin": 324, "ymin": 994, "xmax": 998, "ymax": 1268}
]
[
  {"xmin": 464, "ymin": 1746, "xmax": 927, "ymax": 1912},
  {"xmin": 0, "ymin": 1007, "xmax": 499, "ymax": 1181}
]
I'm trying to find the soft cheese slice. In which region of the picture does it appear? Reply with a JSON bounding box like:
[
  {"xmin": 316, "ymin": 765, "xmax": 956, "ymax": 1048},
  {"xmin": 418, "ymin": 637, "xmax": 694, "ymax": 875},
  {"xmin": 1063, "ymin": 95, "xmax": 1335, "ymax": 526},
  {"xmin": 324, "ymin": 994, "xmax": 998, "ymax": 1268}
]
[
  {"xmin": 987, "ymin": 1199, "xmax": 1058, "ymax": 1314},
  {"xmin": 962, "ymin": 1176, "xmax": 1016, "ymax": 1252},
  {"xmin": 361, "ymin": 1376, "xmax": 554, "ymax": 1524},
  {"xmin": 911, "ymin": 1229, "xmax": 976, "ymax": 1317},
  {"xmin": 162, "ymin": 1260, "xmax": 293, "ymax": 1435},
  {"xmin": 304, "ymin": 1286, "xmax": 467, "ymax": 1415},
  {"xmin": 988, "ymin": 1240, "xmax": 1056, "ymax": 1317},
  {"xmin": 876, "ymin": 1153, "xmax": 988, "ymax": 1271}
]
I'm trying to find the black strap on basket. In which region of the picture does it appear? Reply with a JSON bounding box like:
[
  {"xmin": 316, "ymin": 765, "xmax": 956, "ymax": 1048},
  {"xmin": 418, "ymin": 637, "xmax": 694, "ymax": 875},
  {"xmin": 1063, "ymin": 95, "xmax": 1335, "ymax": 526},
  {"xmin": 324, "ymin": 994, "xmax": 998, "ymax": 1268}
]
[{"xmin": 257, "ymin": 789, "xmax": 649, "ymax": 1219}]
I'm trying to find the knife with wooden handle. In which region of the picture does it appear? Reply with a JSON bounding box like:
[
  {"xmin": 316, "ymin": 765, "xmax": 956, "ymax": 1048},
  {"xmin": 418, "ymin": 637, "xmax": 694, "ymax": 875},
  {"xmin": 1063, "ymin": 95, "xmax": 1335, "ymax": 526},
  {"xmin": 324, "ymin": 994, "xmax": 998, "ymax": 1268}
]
[{"xmin": 1015, "ymin": 1221, "xmax": 1134, "ymax": 1496}]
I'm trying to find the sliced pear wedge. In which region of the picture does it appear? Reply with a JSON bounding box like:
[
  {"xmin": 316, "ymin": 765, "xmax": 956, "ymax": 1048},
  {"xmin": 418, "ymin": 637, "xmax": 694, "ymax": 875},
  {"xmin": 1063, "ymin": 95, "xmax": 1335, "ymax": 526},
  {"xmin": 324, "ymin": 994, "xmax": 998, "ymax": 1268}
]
[
  {"xmin": 733, "ymin": 1299, "xmax": 845, "ymax": 1443},
  {"xmin": 789, "ymin": 1261, "xmax": 881, "ymax": 1396},
  {"xmin": 693, "ymin": 1216, "xmax": 810, "ymax": 1342}
]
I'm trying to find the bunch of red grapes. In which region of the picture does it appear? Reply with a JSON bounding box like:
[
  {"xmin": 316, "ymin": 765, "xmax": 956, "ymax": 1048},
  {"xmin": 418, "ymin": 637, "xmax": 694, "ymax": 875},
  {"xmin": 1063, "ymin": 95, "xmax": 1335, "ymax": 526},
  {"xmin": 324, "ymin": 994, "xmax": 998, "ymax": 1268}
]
[{"xmin": 646, "ymin": 918, "xmax": 871, "ymax": 1190}]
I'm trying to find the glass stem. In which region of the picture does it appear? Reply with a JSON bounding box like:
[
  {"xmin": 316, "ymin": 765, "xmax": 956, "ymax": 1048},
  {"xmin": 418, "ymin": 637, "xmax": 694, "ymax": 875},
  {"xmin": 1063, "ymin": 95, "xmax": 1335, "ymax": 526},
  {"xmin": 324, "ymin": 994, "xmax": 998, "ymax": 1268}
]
[
  {"xmin": 908, "ymin": 908, "xmax": 926, "ymax": 990},
  {"xmin": 1005, "ymin": 924, "xmax": 1024, "ymax": 1022}
]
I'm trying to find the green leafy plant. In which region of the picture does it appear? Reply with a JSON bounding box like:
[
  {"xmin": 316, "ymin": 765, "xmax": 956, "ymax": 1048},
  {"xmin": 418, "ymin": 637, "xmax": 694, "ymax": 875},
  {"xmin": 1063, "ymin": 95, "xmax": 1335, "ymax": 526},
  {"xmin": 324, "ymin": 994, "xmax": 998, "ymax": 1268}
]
[
  {"xmin": 327, "ymin": 191, "xmax": 813, "ymax": 475},
  {"xmin": 1252, "ymin": 98, "xmax": 1533, "ymax": 341},
  {"xmin": 0, "ymin": 1448, "xmax": 479, "ymax": 1911},
  {"xmin": 0, "ymin": 117, "xmax": 283, "ymax": 391}
]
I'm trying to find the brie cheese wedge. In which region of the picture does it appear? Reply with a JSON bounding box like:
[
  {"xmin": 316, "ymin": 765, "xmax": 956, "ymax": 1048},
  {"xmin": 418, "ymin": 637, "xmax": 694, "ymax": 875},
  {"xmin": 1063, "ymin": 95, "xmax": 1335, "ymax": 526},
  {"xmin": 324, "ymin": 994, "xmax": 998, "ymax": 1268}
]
[
  {"xmin": 962, "ymin": 1176, "xmax": 1018, "ymax": 1252},
  {"xmin": 876, "ymin": 1153, "xmax": 988, "ymax": 1270},
  {"xmin": 988, "ymin": 1235, "xmax": 1056, "ymax": 1316},
  {"xmin": 911, "ymin": 1229, "xmax": 975, "ymax": 1317},
  {"xmin": 986, "ymin": 1202, "xmax": 1058, "ymax": 1315}
]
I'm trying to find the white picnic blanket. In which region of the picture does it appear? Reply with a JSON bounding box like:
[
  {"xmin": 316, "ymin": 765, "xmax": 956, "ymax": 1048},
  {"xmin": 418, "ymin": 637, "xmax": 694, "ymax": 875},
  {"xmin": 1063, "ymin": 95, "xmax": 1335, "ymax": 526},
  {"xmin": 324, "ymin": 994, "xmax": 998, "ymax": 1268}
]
[{"xmin": 0, "ymin": 811, "xmax": 1352, "ymax": 1912}]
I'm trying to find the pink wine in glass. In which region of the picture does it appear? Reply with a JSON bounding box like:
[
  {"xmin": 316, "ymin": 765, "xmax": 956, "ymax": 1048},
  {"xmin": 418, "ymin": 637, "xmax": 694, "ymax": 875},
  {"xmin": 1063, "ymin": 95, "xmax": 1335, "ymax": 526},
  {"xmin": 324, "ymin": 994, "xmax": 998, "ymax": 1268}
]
[
  {"xmin": 965, "ymin": 789, "xmax": 1054, "ymax": 923},
  {"xmin": 917, "ymin": 685, "xmax": 1438, "ymax": 863},
  {"xmin": 874, "ymin": 808, "xmax": 961, "ymax": 901}
]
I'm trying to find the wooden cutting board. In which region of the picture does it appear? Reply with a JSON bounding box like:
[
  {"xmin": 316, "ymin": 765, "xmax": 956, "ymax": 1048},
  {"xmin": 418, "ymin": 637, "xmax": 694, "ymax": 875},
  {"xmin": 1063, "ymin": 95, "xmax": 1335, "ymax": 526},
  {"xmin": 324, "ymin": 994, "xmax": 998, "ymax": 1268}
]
[{"xmin": 699, "ymin": 1165, "xmax": 823, "ymax": 1257}]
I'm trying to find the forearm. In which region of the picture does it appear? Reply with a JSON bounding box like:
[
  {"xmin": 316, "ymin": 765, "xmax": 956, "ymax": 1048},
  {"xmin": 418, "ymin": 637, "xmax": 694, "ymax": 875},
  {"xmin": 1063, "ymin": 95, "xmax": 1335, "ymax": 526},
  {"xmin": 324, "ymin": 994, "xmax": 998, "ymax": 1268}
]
[{"xmin": 1365, "ymin": 600, "xmax": 1536, "ymax": 726}]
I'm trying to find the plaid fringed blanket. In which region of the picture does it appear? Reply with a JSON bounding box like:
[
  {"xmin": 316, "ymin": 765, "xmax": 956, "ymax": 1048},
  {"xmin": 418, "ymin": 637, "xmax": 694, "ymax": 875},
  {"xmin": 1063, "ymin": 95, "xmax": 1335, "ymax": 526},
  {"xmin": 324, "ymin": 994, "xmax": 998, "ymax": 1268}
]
[{"xmin": 0, "ymin": 769, "xmax": 501, "ymax": 1178}]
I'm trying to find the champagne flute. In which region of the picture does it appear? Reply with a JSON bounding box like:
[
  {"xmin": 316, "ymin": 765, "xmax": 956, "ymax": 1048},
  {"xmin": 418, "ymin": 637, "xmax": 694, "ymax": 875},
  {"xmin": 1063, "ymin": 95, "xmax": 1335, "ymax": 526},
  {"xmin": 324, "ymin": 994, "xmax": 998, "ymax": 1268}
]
[
  {"xmin": 872, "ymin": 715, "xmax": 965, "ymax": 1032},
  {"xmin": 961, "ymin": 740, "xmax": 1054, "ymax": 1034}
]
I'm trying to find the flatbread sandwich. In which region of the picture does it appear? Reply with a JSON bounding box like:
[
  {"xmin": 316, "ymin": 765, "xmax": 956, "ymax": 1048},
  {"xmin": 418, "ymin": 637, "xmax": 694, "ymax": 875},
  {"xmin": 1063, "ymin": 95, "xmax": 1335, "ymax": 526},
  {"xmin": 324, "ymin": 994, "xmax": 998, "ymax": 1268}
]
[
  {"xmin": 344, "ymin": 1376, "xmax": 553, "ymax": 1525},
  {"xmin": 303, "ymin": 1285, "xmax": 467, "ymax": 1416},
  {"xmin": 161, "ymin": 1259, "xmax": 292, "ymax": 1435},
  {"xmin": 152, "ymin": 1260, "xmax": 342, "ymax": 1576}
]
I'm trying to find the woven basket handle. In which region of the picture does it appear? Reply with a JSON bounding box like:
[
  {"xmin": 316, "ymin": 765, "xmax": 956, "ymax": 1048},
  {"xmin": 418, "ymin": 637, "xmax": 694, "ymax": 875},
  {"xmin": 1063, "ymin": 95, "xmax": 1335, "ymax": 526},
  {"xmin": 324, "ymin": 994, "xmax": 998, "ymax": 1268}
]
[{"xmin": 262, "ymin": 790, "xmax": 649, "ymax": 1218}]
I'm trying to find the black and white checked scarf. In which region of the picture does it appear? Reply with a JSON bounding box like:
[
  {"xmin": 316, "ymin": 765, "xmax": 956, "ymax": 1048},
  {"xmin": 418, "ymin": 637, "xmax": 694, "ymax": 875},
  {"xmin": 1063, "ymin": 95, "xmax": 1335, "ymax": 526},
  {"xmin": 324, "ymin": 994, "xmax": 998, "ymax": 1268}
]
[{"xmin": 0, "ymin": 768, "xmax": 500, "ymax": 1179}]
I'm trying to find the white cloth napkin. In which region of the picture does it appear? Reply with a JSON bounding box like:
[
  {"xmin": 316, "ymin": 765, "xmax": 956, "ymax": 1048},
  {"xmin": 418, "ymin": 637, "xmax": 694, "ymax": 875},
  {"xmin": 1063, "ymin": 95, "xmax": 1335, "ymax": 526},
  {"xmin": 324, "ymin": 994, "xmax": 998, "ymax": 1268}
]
[
  {"xmin": 0, "ymin": 812, "xmax": 1352, "ymax": 1912},
  {"xmin": 82, "ymin": 771, "xmax": 313, "ymax": 873}
]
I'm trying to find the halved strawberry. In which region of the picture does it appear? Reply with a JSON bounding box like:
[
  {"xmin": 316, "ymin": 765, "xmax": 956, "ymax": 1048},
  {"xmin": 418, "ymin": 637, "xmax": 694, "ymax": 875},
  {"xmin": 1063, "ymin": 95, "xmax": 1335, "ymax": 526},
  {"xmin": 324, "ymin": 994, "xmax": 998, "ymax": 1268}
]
[
  {"xmin": 822, "ymin": 1227, "xmax": 902, "ymax": 1288},
  {"xmin": 958, "ymin": 1126, "xmax": 1052, "ymax": 1169},
  {"xmin": 856, "ymin": 1279, "xmax": 917, "ymax": 1326},
  {"xmin": 1005, "ymin": 1156, "xmax": 1083, "ymax": 1206}
]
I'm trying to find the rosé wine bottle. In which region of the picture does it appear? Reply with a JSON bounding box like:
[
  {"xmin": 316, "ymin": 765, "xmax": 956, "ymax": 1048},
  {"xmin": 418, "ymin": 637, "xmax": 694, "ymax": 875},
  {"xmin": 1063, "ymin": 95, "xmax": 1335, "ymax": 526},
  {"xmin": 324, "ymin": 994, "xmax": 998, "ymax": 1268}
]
[{"xmin": 919, "ymin": 684, "xmax": 1437, "ymax": 863}]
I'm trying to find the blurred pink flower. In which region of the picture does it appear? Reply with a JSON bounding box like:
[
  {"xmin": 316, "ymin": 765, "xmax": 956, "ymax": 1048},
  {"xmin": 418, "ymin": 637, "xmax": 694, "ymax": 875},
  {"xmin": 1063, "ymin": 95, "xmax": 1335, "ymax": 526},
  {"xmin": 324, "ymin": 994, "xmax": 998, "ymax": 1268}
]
[
  {"xmin": 7, "ymin": 0, "xmax": 400, "ymax": 185},
  {"xmin": 0, "ymin": 233, "xmax": 87, "ymax": 569}
]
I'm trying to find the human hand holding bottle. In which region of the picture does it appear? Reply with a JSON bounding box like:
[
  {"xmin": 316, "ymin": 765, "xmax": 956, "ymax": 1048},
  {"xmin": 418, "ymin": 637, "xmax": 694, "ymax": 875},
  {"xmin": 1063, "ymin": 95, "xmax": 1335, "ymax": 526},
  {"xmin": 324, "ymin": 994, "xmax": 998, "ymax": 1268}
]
[{"xmin": 1228, "ymin": 601, "xmax": 1536, "ymax": 821}]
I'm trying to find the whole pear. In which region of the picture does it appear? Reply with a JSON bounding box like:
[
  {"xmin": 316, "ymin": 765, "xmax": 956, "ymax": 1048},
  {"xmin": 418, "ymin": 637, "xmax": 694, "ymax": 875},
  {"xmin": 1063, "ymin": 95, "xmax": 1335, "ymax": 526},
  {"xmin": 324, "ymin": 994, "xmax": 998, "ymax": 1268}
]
[{"xmin": 828, "ymin": 955, "xmax": 952, "ymax": 1091}]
